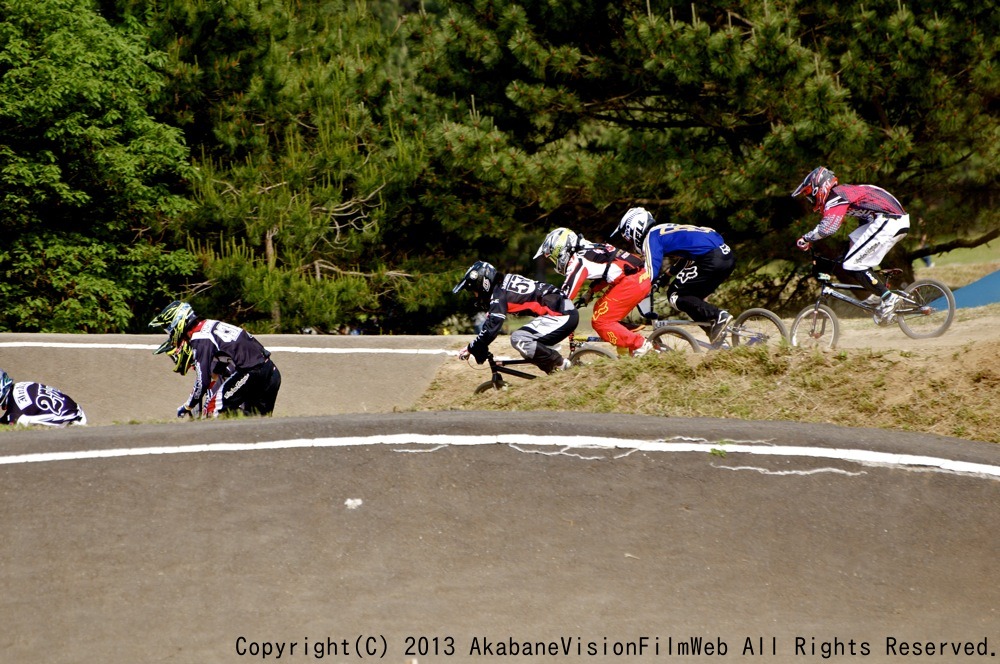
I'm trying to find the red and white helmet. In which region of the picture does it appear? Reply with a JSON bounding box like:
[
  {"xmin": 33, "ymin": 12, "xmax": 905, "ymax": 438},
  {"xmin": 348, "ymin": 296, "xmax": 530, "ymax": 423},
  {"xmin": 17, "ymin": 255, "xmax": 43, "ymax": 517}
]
[{"xmin": 792, "ymin": 167, "xmax": 838, "ymax": 211}]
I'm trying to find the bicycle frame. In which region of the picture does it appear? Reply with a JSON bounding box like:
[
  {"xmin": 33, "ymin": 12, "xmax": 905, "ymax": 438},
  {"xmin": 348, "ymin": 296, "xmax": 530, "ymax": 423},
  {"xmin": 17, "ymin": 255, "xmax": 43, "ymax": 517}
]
[
  {"xmin": 810, "ymin": 278, "xmax": 880, "ymax": 315},
  {"xmin": 482, "ymin": 353, "xmax": 537, "ymax": 390},
  {"xmin": 648, "ymin": 308, "xmax": 787, "ymax": 350},
  {"xmin": 476, "ymin": 335, "xmax": 603, "ymax": 390}
]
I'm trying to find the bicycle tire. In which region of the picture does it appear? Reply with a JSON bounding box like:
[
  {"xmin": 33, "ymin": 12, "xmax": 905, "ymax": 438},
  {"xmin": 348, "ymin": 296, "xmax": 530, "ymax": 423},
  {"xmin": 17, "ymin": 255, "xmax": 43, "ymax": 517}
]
[
  {"xmin": 790, "ymin": 304, "xmax": 840, "ymax": 350},
  {"xmin": 731, "ymin": 308, "xmax": 788, "ymax": 348},
  {"xmin": 569, "ymin": 346, "xmax": 618, "ymax": 367},
  {"xmin": 473, "ymin": 380, "xmax": 506, "ymax": 394},
  {"xmin": 895, "ymin": 279, "xmax": 956, "ymax": 339},
  {"xmin": 647, "ymin": 325, "xmax": 702, "ymax": 353}
]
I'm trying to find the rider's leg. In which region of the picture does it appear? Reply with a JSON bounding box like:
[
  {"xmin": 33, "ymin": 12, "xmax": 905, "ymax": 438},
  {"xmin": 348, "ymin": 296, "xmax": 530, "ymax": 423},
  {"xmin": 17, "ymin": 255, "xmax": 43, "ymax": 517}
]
[
  {"xmin": 843, "ymin": 214, "xmax": 910, "ymax": 292},
  {"xmin": 664, "ymin": 250, "xmax": 736, "ymax": 324},
  {"xmin": 510, "ymin": 309, "xmax": 579, "ymax": 373},
  {"xmin": 591, "ymin": 270, "xmax": 651, "ymax": 352}
]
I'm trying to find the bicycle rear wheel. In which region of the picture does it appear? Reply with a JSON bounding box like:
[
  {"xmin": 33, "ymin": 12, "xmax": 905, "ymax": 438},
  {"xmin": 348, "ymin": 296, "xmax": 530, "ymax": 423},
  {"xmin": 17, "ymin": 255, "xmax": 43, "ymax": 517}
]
[
  {"xmin": 569, "ymin": 347, "xmax": 618, "ymax": 367},
  {"xmin": 790, "ymin": 304, "xmax": 840, "ymax": 350},
  {"xmin": 730, "ymin": 308, "xmax": 788, "ymax": 348},
  {"xmin": 896, "ymin": 279, "xmax": 955, "ymax": 339},
  {"xmin": 647, "ymin": 325, "xmax": 702, "ymax": 353}
]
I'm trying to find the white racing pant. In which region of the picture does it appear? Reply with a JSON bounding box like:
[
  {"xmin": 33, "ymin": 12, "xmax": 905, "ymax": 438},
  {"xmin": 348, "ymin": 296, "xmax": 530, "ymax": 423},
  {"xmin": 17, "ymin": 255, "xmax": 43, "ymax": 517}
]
[
  {"xmin": 509, "ymin": 310, "xmax": 578, "ymax": 373},
  {"xmin": 843, "ymin": 213, "xmax": 910, "ymax": 271}
]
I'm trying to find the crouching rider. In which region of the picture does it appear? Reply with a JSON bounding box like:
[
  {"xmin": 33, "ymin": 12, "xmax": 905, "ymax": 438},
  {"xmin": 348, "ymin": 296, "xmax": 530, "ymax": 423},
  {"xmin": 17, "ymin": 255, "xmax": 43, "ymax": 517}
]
[
  {"xmin": 453, "ymin": 261, "xmax": 578, "ymax": 374},
  {"xmin": 150, "ymin": 301, "xmax": 281, "ymax": 418}
]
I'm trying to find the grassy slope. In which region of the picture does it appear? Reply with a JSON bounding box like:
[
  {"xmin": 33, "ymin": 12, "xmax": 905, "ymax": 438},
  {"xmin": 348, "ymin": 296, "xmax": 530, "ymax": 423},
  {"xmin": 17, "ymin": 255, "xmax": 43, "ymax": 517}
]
[{"xmin": 416, "ymin": 246, "xmax": 1000, "ymax": 444}]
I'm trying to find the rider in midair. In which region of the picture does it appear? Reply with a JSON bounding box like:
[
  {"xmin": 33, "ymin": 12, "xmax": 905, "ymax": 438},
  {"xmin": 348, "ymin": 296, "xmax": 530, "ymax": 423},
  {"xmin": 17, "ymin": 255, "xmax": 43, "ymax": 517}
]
[{"xmin": 792, "ymin": 166, "xmax": 910, "ymax": 323}]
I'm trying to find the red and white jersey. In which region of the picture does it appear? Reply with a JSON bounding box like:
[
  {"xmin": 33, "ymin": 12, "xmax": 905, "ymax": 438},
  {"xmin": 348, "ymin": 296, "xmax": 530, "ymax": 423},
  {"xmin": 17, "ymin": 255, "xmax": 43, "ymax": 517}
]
[
  {"xmin": 560, "ymin": 243, "xmax": 645, "ymax": 299},
  {"xmin": 806, "ymin": 184, "xmax": 907, "ymax": 241}
]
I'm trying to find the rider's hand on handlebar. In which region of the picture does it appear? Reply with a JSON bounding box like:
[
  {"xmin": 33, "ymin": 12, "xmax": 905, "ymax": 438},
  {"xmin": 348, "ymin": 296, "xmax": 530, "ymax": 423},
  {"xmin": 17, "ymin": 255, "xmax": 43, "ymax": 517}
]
[
  {"xmin": 796, "ymin": 237, "xmax": 812, "ymax": 251},
  {"xmin": 458, "ymin": 347, "xmax": 471, "ymax": 361}
]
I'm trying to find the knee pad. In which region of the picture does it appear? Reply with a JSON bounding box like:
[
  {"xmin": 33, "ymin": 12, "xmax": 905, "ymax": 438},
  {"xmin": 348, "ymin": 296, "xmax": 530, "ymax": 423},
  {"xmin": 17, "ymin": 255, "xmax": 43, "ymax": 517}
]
[{"xmin": 509, "ymin": 329, "xmax": 537, "ymax": 359}]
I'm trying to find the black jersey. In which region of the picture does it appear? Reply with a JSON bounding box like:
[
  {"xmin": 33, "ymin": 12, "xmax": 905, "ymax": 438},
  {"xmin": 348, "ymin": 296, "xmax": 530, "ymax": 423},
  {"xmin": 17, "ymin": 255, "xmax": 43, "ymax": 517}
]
[
  {"xmin": 185, "ymin": 319, "xmax": 272, "ymax": 407},
  {"xmin": 468, "ymin": 273, "xmax": 573, "ymax": 362},
  {"xmin": 1, "ymin": 382, "xmax": 86, "ymax": 427}
]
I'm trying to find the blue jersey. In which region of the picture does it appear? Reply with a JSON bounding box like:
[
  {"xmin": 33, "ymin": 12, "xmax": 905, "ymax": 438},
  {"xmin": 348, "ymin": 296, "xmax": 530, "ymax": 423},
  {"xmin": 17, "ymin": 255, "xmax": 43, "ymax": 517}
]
[{"xmin": 640, "ymin": 223, "xmax": 728, "ymax": 282}]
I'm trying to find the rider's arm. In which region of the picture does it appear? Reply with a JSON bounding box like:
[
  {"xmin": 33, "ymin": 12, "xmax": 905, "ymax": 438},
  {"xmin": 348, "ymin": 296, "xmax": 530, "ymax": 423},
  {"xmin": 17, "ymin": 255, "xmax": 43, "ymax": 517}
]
[
  {"xmin": 803, "ymin": 200, "xmax": 849, "ymax": 242},
  {"xmin": 185, "ymin": 340, "xmax": 215, "ymax": 409},
  {"xmin": 560, "ymin": 256, "xmax": 591, "ymax": 301},
  {"xmin": 467, "ymin": 296, "xmax": 506, "ymax": 363},
  {"xmin": 641, "ymin": 232, "xmax": 667, "ymax": 284}
]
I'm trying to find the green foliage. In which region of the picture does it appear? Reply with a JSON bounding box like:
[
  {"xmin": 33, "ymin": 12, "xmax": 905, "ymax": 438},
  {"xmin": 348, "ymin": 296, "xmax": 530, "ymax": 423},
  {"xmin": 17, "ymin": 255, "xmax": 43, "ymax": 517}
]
[
  {"xmin": 0, "ymin": 0, "xmax": 196, "ymax": 331},
  {"xmin": 0, "ymin": 233, "xmax": 198, "ymax": 332},
  {"xmin": 404, "ymin": 0, "xmax": 999, "ymax": 321},
  {"xmin": 3, "ymin": 0, "xmax": 996, "ymax": 332}
]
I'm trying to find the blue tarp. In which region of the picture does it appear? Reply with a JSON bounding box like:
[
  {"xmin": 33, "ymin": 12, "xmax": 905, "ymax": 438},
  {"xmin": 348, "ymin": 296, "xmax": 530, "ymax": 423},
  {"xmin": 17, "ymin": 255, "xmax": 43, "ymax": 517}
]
[{"xmin": 951, "ymin": 269, "xmax": 1000, "ymax": 308}]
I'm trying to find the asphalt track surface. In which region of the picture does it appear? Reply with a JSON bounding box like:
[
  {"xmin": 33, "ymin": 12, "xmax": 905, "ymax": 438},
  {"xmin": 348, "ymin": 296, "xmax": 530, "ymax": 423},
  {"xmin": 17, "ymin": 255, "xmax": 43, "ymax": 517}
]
[{"xmin": 1, "ymin": 334, "xmax": 998, "ymax": 663}]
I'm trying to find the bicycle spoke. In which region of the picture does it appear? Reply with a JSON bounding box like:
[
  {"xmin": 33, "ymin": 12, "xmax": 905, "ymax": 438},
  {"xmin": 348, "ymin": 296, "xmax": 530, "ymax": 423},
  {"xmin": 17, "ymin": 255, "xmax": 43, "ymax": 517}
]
[{"xmin": 896, "ymin": 280, "xmax": 955, "ymax": 339}]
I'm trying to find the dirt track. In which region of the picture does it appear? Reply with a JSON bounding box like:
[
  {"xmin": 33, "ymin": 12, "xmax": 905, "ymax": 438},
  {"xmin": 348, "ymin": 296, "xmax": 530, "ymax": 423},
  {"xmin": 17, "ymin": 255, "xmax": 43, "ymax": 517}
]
[{"xmin": 1, "ymin": 330, "xmax": 999, "ymax": 663}]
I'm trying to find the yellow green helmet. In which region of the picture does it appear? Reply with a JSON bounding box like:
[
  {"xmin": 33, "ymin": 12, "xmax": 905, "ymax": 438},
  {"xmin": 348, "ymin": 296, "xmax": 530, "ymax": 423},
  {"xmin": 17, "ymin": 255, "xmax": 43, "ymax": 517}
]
[{"xmin": 149, "ymin": 300, "xmax": 198, "ymax": 355}]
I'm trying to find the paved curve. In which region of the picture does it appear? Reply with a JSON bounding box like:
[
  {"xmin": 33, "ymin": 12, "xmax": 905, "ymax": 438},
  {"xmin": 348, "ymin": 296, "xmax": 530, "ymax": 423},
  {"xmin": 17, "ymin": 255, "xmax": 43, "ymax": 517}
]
[{"xmin": 1, "ymin": 334, "xmax": 998, "ymax": 664}]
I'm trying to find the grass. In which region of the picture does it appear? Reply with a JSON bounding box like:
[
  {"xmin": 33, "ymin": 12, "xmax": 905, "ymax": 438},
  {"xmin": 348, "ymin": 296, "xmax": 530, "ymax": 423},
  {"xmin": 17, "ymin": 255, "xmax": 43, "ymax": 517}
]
[
  {"xmin": 420, "ymin": 247, "xmax": 1000, "ymax": 445},
  {"xmin": 415, "ymin": 305, "xmax": 1000, "ymax": 444}
]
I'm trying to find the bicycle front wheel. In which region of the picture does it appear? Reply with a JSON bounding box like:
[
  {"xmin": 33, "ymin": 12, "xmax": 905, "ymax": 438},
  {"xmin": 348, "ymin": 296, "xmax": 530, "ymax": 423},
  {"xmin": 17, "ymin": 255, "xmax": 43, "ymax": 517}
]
[
  {"xmin": 474, "ymin": 379, "xmax": 506, "ymax": 394},
  {"xmin": 896, "ymin": 279, "xmax": 956, "ymax": 339},
  {"xmin": 569, "ymin": 346, "xmax": 618, "ymax": 367},
  {"xmin": 731, "ymin": 308, "xmax": 788, "ymax": 349},
  {"xmin": 647, "ymin": 325, "xmax": 702, "ymax": 353},
  {"xmin": 790, "ymin": 304, "xmax": 840, "ymax": 350}
]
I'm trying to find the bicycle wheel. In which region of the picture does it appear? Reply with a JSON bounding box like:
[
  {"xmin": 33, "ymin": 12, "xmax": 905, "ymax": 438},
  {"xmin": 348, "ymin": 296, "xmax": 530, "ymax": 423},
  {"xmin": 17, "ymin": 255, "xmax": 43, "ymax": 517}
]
[
  {"xmin": 790, "ymin": 304, "xmax": 840, "ymax": 350},
  {"xmin": 473, "ymin": 379, "xmax": 506, "ymax": 394},
  {"xmin": 896, "ymin": 279, "xmax": 956, "ymax": 339},
  {"xmin": 569, "ymin": 346, "xmax": 617, "ymax": 367},
  {"xmin": 647, "ymin": 325, "xmax": 702, "ymax": 353},
  {"xmin": 730, "ymin": 308, "xmax": 788, "ymax": 348}
]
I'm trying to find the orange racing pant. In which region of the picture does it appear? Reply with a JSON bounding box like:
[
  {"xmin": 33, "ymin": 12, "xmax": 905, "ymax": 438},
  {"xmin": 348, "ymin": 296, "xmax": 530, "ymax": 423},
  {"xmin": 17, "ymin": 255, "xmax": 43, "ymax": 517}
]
[{"xmin": 590, "ymin": 269, "xmax": 651, "ymax": 351}]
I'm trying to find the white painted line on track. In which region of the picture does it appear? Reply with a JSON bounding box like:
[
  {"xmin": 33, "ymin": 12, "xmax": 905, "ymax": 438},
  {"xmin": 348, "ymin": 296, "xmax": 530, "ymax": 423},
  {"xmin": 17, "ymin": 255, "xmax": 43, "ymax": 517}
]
[
  {"xmin": 1, "ymin": 434, "xmax": 998, "ymax": 479},
  {"xmin": 0, "ymin": 342, "xmax": 453, "ymax": 355}
]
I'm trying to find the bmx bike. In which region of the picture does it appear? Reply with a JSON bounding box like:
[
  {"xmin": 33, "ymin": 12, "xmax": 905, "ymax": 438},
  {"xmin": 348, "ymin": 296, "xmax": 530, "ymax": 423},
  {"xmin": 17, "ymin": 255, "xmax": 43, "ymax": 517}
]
[
  {"xmin": 789, "ymin": 254, "xmax": 955, "ymax": 350},
  {"xmin": 643, "ymin": 307, "xmax": 788, "ymax": 352},
  {"xmin": 471, "ymin": 334, "xmax": 617, "ymax": 393}
]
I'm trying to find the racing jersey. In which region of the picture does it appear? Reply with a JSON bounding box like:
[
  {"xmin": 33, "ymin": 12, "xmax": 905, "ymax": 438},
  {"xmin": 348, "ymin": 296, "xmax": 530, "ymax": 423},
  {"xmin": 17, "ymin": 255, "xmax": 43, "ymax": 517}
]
[
  {"xmin": 468, "ymin": 273, "xmax": 573, "ymax": 362},
  {"xmin": 640, "ymin": 223, "xmax": 729, "ymax": 283},
  {"xmin": 560, "ymin": 243, "xmax": 646, "ymax": 300},
  {"xmin": 804, "ymin": 184, "xmax": 907, "ymax": 241},
  {"xmin": 185, "ymin": 319, "xmax": 272, "ymax": 409},
  {"xmin": 1, "ymin": 382, "xmax": 86, "ymax": 427}
]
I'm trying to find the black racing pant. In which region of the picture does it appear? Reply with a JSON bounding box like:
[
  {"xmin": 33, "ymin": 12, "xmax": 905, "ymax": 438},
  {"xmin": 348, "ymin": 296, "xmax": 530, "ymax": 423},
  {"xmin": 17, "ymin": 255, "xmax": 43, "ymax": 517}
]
[
  {"xmin": 666, "ymin": 247, "xmax": 736, "ymax": 323},
  {"xmin": 207, "ymin": 360, "xmax": 281, "ymax": 417}
]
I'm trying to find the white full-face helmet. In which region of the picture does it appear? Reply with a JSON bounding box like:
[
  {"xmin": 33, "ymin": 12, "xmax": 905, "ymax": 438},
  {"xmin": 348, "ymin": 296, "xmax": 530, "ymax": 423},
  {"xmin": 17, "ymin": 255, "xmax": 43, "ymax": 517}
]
[
  {"xmin": 613, "ymin": 207, "xmax": 655, "ymax": 253},
  {"xmin": 534, "ymin": 227, "xmax": 585, "ymax": 275}
]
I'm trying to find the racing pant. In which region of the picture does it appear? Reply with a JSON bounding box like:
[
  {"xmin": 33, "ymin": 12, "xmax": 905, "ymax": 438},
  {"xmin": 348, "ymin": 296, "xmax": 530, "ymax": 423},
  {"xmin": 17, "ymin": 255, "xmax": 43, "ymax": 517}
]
[
  {"xmin": 665, "ymin": 245, "xmax": 736, "ymax": 323},
  {"xmin": 591, "ymin": 269, "xmax": 651, "ymax": 351},
  {"xmin": 204, "ymin": 359, "xmax": 282, "ymax": 417},
  {"xmin": 510, "ymin": 309, "xmax": 579, "ymax": 373},
  {"xmin": 843, "ymin": 213, "xmax": 910, "ymax": 297}
]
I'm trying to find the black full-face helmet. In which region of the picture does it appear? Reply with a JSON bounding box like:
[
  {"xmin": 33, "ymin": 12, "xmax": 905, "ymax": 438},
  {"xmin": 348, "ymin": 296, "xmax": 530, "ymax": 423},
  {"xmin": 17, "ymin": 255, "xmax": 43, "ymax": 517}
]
[{"xmin": 452, "ymin": 261, "xmax": 498, "ymax": 299}]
